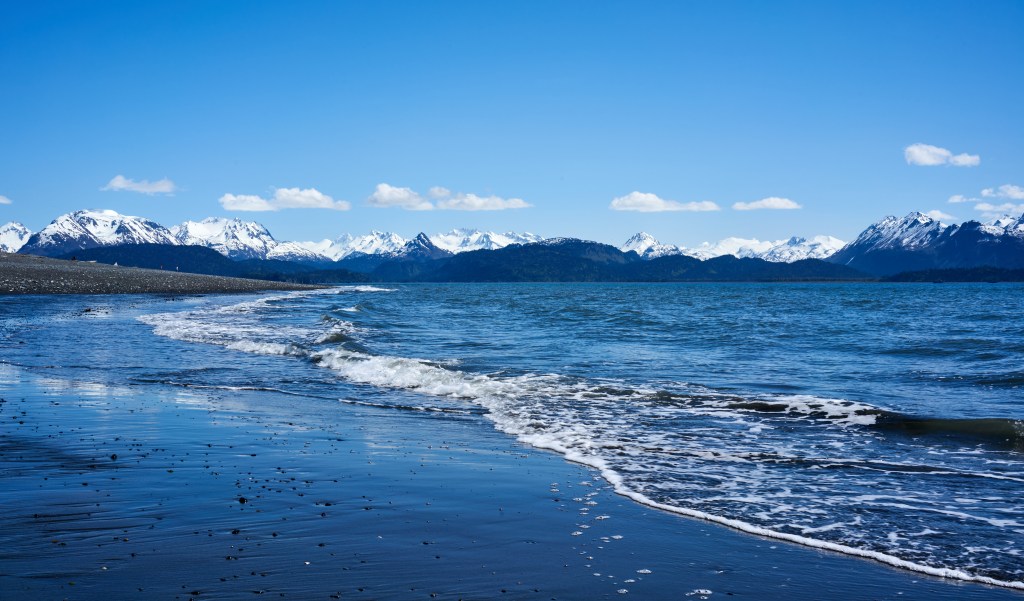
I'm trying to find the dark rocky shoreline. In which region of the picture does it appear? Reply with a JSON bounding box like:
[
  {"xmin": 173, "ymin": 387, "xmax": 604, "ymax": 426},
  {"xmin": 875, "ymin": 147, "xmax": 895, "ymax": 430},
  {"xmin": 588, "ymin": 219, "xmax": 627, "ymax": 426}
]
[{"xmin": 0, "ymin": 252, "xmax": 323, "ymax": 294}]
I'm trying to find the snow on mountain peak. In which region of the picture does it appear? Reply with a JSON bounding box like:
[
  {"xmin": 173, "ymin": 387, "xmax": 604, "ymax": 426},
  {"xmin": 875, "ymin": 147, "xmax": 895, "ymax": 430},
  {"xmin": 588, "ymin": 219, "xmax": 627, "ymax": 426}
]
[
  {"xmin": 10, "ymin": 206, "xmax": 856, "ymax": 264},
  {"xmin": 620, "ymin": 232, "xmax": 659, "ymax": 253},
  {"xmin": 18, "ymin": 209, "xmax": 178, "ymax": 256},
  {"xmin": 986, "ymin": 215, "xmax": 1018, "ymax": 229},
  {"xmin": 847, "ymin": 212, "xmax": 948, "ymax": 251},
  {"xmin": 0, "ymin": 222, "xmax": 32, "ymax": 253},
  {"xmin": 66, "ymin": 209, "xmax": 177, "ymax": 245},
  {"xmin": 985, "ymin": 212, "xmax": 1024, "ymax": 238},
  {"xmin": 295, "ymin": 231, "xmax": 407, "ymax": 260},
  {"xmin": 387, "ymin": 232, "xmax": 452, "ymax": 261},
  {"xmin": 620, "ymin": 232, "xmax": 685, "ymax": 259},
  {"xmin": 683, "ymin": 237, "xmax": 777, "ymax": 260},
  {"xmin": 172, "ymin": 217, "xmax": 279, "ymax": 259},
  {"xmin": 347, "ymin": 231, "xmax": 407, "ymax": 256},
  {"xmin": 757, "ymin": 235, "xmax": 846, "ymax": 262},
  {"xmin": 172, "ymin": 217, "xmax": 330, "ymax": 261},
  {"xmin": 620, "ymin": 232, "xmax": 845, "ymax": 262},
  {"xmin": 429, "ymin": 229, "xmax": 542, "ymax": 253}
]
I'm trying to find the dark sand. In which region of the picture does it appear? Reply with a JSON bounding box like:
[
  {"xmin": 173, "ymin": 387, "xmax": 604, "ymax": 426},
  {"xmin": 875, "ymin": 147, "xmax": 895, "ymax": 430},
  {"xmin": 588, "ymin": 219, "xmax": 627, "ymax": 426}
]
[
  {"xmin": 0, "ymin": 364, "xmax": 1018, "ymax": 600},
  {"xmin": 0, "ymin": 253, "xmax": 321, "ymax": 294}
]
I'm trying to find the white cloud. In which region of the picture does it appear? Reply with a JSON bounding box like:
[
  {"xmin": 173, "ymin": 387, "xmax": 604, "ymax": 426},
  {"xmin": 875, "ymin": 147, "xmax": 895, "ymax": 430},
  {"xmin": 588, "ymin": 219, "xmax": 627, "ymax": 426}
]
[
  {"xmin": 368, "ymin": 183, "xmax": 530, "ymax": 211},
  {"xmin": 981, "ymin": 184, "xmax": 1024, "ymax": 200},
  {"xmin": 428, "ymin": 186, "xmax": 451, "ymax": 199},
  {"xmin": 272, "ymin": 187, "xmax": 351, "ymax": 210},
  {"xmin": 367, "ymin": 183, "xmax": 433, "ymax": 211},
  {"xmin": 949, "ymin": 154, "xmax": 981, "ymax": 167},
  {"xmin": 732, "ymin": 197, "xmax": 802, "ymax": 211},
  {"xmin": 904, "ymin": 143, "xmax": 980, "ymax": 167},
  {"xmin": 924, "ymin": 209, "xmax": 956, "ymax": 222},
  {"xmin": 975, "ymin": 202, "xmax": 1024, "ymax": 217},
  {"xmin": 101, "ymin": 174, "xmax": 178, "ymax": 195},
  {"xmin": 219, "ymin": 187, "xmax": 349, "ymax": 212},
  {"xmin": 609, "ymin": 191, "xmax": 720, "ymax": 212},
  {"xmin": 947, "ymin": 194, "xmax": 978, "ymax": 204},
  {"xmin": 436, "ymin": 193, "xmax": 531, "ymax": 211},
  {"xmin": 219, "ymin": 193, "xmax": 276, "ymax": 211},
  {"xmin": 0, "ymin": 195, "xmax": 11, "ymax": 205}
]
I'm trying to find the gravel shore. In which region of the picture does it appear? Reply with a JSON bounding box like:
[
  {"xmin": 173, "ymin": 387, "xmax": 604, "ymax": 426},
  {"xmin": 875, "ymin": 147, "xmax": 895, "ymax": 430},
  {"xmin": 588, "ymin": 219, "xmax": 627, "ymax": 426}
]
[{"xmin": 0, "ymin": 252, "xmax": 323, "ymax": 294}]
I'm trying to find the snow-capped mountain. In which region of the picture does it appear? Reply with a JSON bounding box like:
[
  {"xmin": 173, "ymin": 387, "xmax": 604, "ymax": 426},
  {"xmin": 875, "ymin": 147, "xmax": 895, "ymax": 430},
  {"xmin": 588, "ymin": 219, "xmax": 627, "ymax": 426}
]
[
  {"xmin": 683, "ymin": 237, "xmax": 779, "ymax": 261},
  {"xmin": 826, "ymin": 212, "xmax": 949, "ymax": 273},
  {"xmin": 834, "ymin": 212, "xmax": 948, "ymax": 255},
  {"xmin": 387, "ymin": 233, "xmax": 453, "ymax": 261},
  {"xmin": 296, "ymin": 235, "xmax": 357, "ymax": 261},
  {"xmin": 620, "ymin": 232, "xmax": 846, "ymax": 262},
  {"xmin": 0, "ymin": 222, "xmax": 32, "ymax": 253},
  {"xmin": 303, "ymin": 229, "xmax": 542, "ymax": 260},
  {"xmin": 264, "ymin": 241, "xmax": 330, "ymax": 262},
  {"xmin": 827, "ymin": 211, "xmax": 1024, "ymax": 275},
  {"xmin": 429, "ymin": 228, "xmax": 544, "ymax": 253},
  {"xmin": 982, "ymin": 214, "xmax": 1024, "ymax": 238},
  {"xmin": 171, "ymin": 217, "xmax": 329, "ymax": 262},
  {"xmin": 757, "ymin": 236, "xmax": 847, "ymax": 262},
  {"xmin": 18, "ymin": 210, "xmax": 178, "ymax": 257},
  {"xmin": 299, "ymin": 231, "xmax": 409, "ymax": 261},
  {"xmin": 16, "ymin": 207, "xmax": 1018, "ymax": 278},
  {"xmin": 343, "ymin": 231, "xmax": 407, "ymax": 257},
  {"xmin": 620, "ymin": 232, "xmax": 685, "ymax": 259},
  {"xmin": 172, "ymin": 217, "xmax": 274, "ymax": 259},
  {"xmin": 1005, "ymin": 215, "xmax": 1024, "ymax": 238}
]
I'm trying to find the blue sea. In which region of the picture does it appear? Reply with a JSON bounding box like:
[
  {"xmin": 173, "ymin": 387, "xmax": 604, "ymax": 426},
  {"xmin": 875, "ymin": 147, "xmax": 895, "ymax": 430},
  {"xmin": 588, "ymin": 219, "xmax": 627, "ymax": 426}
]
[{"xmin": 2, "ymin": 283, "xmax": 1022, "ymax": 589}]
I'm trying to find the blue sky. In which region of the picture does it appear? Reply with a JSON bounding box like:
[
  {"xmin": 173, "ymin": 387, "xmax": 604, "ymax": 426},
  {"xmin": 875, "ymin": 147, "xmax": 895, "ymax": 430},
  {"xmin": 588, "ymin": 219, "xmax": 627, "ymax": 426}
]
[{"xmin": 1, "ymin": 1, "xmax": 1022, "ymax": 246}]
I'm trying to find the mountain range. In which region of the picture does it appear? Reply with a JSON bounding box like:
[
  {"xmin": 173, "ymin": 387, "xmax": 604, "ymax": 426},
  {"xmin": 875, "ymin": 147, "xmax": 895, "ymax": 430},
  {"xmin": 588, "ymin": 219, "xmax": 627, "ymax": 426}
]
[
  {"xmin": 827, "ymin": 211, "xmax": 1024, "ymax": 275},
  {"xmin": 620, "ymin": 231, "xmax": 845, "ymax": 262},
  {"xmin": 3, "ymin": 208, "xmax": 1024, "ymax": 280},
  {"xmin": 8, "ymin": 210, "xmax": 550, "ymax": 263},
  {"xmin": 4, "ymin": 209, "xmax": 841, "ymax": 264}
]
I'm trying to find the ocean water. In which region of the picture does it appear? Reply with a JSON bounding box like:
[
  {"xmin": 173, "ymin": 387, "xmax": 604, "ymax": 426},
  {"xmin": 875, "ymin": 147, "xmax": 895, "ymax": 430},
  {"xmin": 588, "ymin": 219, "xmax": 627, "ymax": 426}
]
[{"xmin": 2, "ymin": 283, "xmax": 1023, "ymax": 589}]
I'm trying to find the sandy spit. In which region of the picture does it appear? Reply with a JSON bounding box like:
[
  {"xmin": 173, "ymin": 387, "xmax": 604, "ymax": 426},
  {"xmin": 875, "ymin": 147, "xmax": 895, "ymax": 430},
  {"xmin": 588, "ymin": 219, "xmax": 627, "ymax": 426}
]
[{"xmin": 0, "ymin": 252, "xmax": 324, "ymax": 295}]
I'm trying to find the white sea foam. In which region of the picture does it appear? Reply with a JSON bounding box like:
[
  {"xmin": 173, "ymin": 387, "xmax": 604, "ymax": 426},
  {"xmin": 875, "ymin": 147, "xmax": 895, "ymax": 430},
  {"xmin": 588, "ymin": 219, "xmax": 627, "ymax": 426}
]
[
  {"xmin": 136, "ymin": 292, "xmax": 1024, "ymax": 590},
  {"xmin": 337, "ymin": 285, "xmax": 396, "ymax": 293},
  {"xmin": 763, "ymin": 395, "xmax": 881, "ymax": 426}
]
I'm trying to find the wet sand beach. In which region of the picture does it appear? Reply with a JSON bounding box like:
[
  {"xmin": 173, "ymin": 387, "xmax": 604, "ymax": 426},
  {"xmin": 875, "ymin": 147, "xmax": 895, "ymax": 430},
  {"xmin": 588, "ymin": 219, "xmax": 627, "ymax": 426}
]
[
  {"xmin": 0, "ymin": 252, "xmax": 321, "ymax": 294},
  {"xmin": 0, "ymin": 361, "xmax": 1018, "ymax": 600}
]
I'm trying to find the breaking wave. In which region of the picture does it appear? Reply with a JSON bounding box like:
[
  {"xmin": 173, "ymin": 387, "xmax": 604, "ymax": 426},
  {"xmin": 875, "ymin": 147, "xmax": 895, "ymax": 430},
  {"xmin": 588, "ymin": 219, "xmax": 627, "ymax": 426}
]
[{"xmin": 137, "ymin": 289, "xmax": 1024, "ymax": 589}]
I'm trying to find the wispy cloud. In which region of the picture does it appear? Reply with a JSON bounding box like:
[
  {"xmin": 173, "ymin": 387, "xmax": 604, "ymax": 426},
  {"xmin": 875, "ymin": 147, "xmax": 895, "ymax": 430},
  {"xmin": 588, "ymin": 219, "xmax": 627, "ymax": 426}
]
[
  {"xmin": 924, "ymin": 209, "xmax": 956, "ymax": 222},
  {"xmin": 368, "ymin": 183, "xmax": 531, "ymax": 211},
  {"xmin": 428, "ymin": 186, "xmax": 451, "ymax": 200},
  {"xmin": 437, "ymin": 193, "xmax": 530, "ymax": 211},
  {"xmin": 732, "ymin": 197, "xmax": 802, "ymax": 211},
  {"xmin": 0, "ymin": 195, "xmax": 11, "ymax": 205},
  {"xmin": 904, "ymin": 143, "xmax": 980, "ymax": 167},
  {"xmin": 367, "ymin": 183, "xmax": 433, "ymax": 210},
  {"xmin": 948, "ymin": 184, "xmax": 1024, "ymax": 219},
  {"xmin": 609, "ymin": 191, "xmax": 720, "ymax": 212},
  {"xmin": 981, "ymin": 184, "xmax": 1024, "ymax": 200},
  {"xmin": 975, "ymin": 202, "xmax": 1024, "ymax": 218},
  {"xmin": 220, "ymin": 193, "xmax": 275, "ymax": 211},
  {"xmin": 219, "ymin": 187, "xmax": 350, "ymax": 212},
  {"xmin": 102, "ymin": 174, "xmax": 178, "ymax": 195},
  {"xmin": 272, "ymin": 187, "xmax": 350, "ymax": 210}
]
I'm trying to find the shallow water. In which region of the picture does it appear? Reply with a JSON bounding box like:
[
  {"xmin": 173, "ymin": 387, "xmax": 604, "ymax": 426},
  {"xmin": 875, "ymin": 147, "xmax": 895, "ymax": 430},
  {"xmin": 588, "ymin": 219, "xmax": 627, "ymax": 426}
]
[{"xmin": 2, "ymin": 282, "xmax": 1023, "ymax": 588}]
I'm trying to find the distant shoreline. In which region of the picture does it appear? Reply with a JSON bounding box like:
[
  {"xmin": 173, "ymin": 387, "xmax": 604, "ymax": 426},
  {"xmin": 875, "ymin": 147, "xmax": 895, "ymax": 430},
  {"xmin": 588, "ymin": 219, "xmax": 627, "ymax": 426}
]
[
  {"xmin": 6, "ymin": 251, "xmax": 1023, "ymax": 291},
  {"xmin": 0, "ymin": 252, "xmax": 325, "ymax": 295}
]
